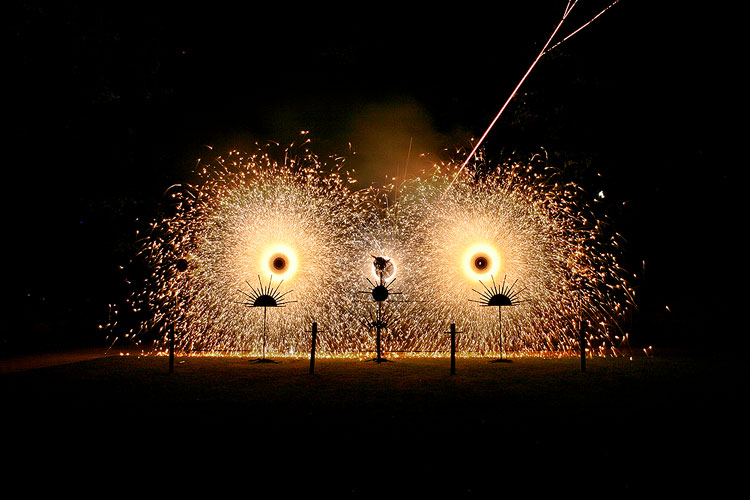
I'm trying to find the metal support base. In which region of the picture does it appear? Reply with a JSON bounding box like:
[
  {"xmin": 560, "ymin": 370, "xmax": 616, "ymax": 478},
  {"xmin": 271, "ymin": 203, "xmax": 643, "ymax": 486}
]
[
  {"xmin": 489, "ymin": 358, "xmax": 513, "ymax": 363},
  {"xmin": 249, "ymin": 358, "xmax": 280, "ymax": 364}
]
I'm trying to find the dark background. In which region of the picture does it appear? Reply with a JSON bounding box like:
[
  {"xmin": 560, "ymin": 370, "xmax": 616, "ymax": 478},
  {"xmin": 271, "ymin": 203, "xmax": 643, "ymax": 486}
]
[{"xmin": 4, "ymin": 1, "xmax": 739, "ymax": 355}]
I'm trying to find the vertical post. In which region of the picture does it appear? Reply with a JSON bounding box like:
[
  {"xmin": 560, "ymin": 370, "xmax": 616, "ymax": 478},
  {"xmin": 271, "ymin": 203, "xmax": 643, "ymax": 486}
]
[
  {"xmin": 376, "ymin": 301, "xmax": 382, "ymax": 364},
  {"xmin": 168, "ymin": 328, "xmax": 174, "ymax": 374},
  {"xmin": 450, "ymin": 323, "xmax": 456, "ymax": 376},
  {"xmin": 309, "ymin": 322, "xmax": 317, "ymax": 375},
  {"xmin": 262, "ymin": 307, "xmax": 267, "ymax": 360},
  {"xmin": 498, "ymin": 306, "xmax": 503, "ymax": 360},
  {"xmin": 580, "ymin": 316, "xmax": 587, "ymax": 373}
]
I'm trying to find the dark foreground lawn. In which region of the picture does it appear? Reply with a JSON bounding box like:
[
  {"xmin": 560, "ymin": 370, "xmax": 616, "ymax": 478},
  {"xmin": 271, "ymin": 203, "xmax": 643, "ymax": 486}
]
[{"xmin": 2, "ymin": 353, "xmax": 742, "ymax": 496}]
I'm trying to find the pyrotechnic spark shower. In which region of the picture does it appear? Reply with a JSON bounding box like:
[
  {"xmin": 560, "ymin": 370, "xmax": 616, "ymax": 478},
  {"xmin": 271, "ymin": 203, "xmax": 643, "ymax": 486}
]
[
  {"xmin": 107, "ymin": 1, "xmax": 634, "ymax": 358},
  {"xmin": 114, "ymin": 138, "xmax": 374, "ymax": 356},
  {"xmin": 110, "ymin": 142, "xmax": 633, "ymax": 357},
  {"xmin": 389, "ymin": 155, "xmax": 634, "ymax": 356}
]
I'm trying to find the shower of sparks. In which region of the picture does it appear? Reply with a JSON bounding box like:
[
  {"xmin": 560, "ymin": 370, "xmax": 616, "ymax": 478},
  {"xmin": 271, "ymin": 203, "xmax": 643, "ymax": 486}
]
[
  {"xmin": 108, "ymin": 143, "xmax": 634, "ymax": 357},
  {"xmin": 390, "ymin": 154, "xmax": 635, "ymax": 356},
  {"xmin": 107, "ymin": 122, "xmax": 637, "ymax": 360},
  {"xmin": 110, "ymin": 136, "xmax": 374, "ymax": 356},
  {"xmin": 109, "ymin": 140, "xmax": 635, "ymax": 358},
  {"xmin": 99, "ymin": 1, "xmax": 631, "ymax": 358}
]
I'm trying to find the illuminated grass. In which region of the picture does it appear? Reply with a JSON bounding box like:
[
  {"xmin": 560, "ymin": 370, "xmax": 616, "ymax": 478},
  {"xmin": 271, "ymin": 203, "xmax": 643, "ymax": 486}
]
[
  {"xmin": 2, "ymin": 353, "xmax": 739, "ymax": 494},
  {"xmin": 3, "ymin": 354, "xmax": 729, "ymax": 419}
]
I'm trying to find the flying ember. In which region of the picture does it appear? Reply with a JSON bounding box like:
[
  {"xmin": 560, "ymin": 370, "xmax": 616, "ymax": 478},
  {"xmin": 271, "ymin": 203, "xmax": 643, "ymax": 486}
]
[{"xmin": 110, "ymin": 138, "xmax": 634, "ymax": 358}]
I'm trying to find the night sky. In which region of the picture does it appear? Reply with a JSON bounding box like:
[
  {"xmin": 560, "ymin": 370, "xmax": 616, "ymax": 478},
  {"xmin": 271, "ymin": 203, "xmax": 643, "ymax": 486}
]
[{"xmin": 5, "ymin": 1, "xmax": 739, "ymax": 354}]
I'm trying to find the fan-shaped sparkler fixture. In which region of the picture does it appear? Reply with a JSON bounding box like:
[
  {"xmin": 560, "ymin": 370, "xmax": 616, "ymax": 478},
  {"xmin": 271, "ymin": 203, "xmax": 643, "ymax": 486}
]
[
  {"xmin": 470, "ymin": 275, "xmax": 526, "ymax": 362},
  {"xmin": 238, "ymin": 275, "xmax": 296, "ymax": 362}
]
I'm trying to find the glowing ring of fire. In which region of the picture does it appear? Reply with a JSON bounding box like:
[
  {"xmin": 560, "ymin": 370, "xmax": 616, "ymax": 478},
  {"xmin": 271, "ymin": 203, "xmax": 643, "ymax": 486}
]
[
  {"xmin": 463, "ymin": 244, "xmax": 501, "ymax": 280},
  {"xmin": 262, "ymin": 245, "xmax": 298, "ymax": 280}
]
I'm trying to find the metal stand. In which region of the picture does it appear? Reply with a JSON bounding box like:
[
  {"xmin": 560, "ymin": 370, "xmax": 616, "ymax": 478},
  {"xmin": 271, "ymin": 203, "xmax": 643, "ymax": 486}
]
[
  {"xmin": 445, "ymin": 323, "xmax": 461, "ymax": 375},
  {"xmin": 308, "ymin": 322, "xmax": 318, "ymax": 374},
  {"xmin": 375, "ymin": 301, "xmax": 384, "ymax": 363},
  {"xmin": 470, "ymin": 275, "xmax": 523, "ymax": 364},
  {"xmin": 168, "ymin": 328, "xmax": 175, "ymax": 374},
  {"xmin": 250, "ymin": 307, "xmax": 278, "ymax": 363},
  {"xmin": 239, "ymin": 276, "xmax": 296, "ymax": 364},
  {"xmin": 360, "ymin": 258, "xmax": 400, "ymax": 364},
  {"xmin": 490, "ymin": 306, "xmax": 512, "ymax": 363},
  {"xmin": 580, "ymin": 316, "xmax": 587, "ymax": 373}
]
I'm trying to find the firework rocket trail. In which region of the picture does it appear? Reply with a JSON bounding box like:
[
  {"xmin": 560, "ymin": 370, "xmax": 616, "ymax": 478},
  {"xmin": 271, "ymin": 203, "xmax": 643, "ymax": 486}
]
[{"xmin": 446, "ymin": 0, "xmax": 622, "ymax": 197}]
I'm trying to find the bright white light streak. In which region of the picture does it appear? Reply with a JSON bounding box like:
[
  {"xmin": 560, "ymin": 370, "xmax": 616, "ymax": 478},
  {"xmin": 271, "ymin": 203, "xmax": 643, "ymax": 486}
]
[
  {"xmin": 544, "ymin": 0, "xmax": 622, "ymax": 55},
  {"xmin": 444, "ymin": 0, "xmax": 622, "ymax": 198}
]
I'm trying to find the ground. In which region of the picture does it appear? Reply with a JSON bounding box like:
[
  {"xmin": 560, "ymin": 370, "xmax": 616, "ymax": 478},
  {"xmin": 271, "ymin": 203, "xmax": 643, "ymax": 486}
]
[{"xmin": 1, "ymin": 350, "xmax": 742, "ymax": 496}]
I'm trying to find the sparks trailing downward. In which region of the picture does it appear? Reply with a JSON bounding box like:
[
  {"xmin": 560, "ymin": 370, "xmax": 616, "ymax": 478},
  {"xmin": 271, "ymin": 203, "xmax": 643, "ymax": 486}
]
[
  {"xmin": 113, "ymin": 137, "xmax": 377, "ymax": 356},
  {"xmin": 107, "ymin": 3, "xmax": 633, "ymax": 358},
  {"xmin": 392, "ymin": 155, "xmax": 635, "ymax": 356},
  {"xmin": 109, "ymin": 142, "xmax": 634, "ymax": 357}
]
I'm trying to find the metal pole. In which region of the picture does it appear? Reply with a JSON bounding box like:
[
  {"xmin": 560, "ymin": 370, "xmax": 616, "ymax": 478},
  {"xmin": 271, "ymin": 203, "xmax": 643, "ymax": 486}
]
[
  {"xmin": 263, "ymin": 307, "xmax": 267, "ymax": 360},
  {"xmin": 580, "ymin": 316, "xmax": 586, "ymax": 373},
  {"xmin": 376, "ymin": 301, "xmax": 382, "ymax": 363},
  {"xmin": 450, "ymin": 323, "xmax": 456, "ymax": 376},
  {"xmin": 498, "ymin": 306, "xmax": 503, "ymax": 360},
  {"xmin": 310, "ymin": 322, "xmax": 317, "ymax": 375},
  {"xmin": 168, "ymin": 328, "xmax": 174, "ymax": 374}
]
